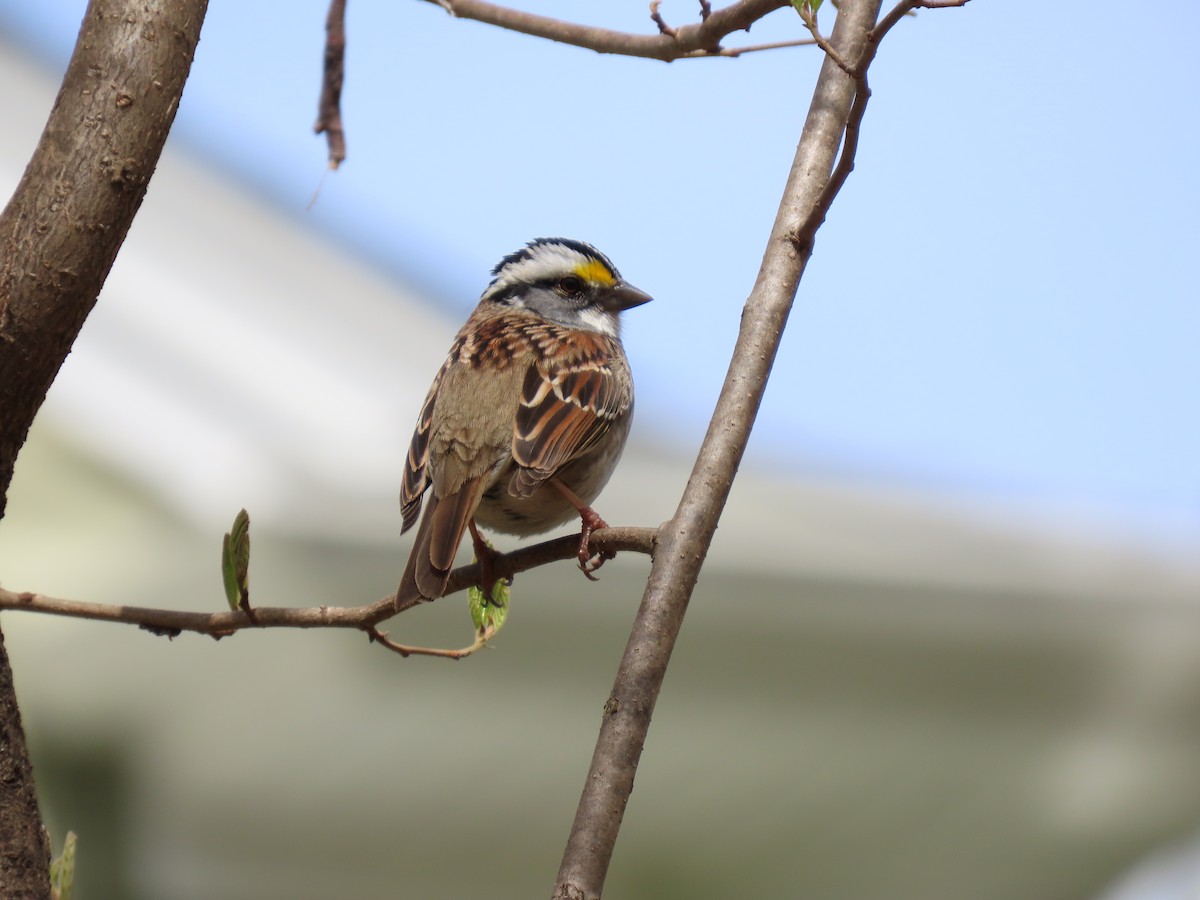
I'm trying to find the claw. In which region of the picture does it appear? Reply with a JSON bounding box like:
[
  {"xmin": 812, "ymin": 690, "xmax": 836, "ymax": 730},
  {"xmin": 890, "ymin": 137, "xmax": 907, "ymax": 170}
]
[
  {"xmin": 574, "ymin": 505, "xmax": 615, "ymax": 580},
  {"xmin": 550, "ymin": 478, "xmax": 617, "ymax": 583}
]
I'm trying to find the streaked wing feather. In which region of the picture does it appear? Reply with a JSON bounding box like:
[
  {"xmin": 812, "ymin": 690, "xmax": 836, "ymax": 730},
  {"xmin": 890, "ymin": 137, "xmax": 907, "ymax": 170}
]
[
  {"xmin": 400, "ymin": 358, "xmax": 450, "ymax": 534},
  {"xmin": 511, "ymin": 363, "xmax": 622, "ymax": 498}
]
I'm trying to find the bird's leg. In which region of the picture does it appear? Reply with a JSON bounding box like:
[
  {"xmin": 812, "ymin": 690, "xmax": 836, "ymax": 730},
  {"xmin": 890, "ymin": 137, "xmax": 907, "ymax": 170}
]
[
  {"xmin": 550, "ymin": 478, "xmax": 615, "ymax": 580},
  {"xmin": 468, "ymin": 520, "xmax": 504, "ymax": 604}
]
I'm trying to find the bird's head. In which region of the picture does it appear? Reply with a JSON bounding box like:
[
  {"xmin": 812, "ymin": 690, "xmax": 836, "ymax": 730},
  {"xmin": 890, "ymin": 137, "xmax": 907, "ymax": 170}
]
[{"xmin": 481, "ymin": 238, "xmax": 652, "ymax": 337}]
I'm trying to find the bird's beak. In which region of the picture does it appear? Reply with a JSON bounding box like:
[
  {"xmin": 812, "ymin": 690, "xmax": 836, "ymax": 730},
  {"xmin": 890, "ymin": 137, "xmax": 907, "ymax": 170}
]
[{"xmin": 601, "ymin": 282, "xmax": 653, "ymax": 313}]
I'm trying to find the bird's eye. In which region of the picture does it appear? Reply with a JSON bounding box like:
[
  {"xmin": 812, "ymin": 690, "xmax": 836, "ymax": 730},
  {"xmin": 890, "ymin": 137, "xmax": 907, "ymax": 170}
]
[{"xmin": 556, "ymin": 275, "xmax": 587, "ymax": 298}]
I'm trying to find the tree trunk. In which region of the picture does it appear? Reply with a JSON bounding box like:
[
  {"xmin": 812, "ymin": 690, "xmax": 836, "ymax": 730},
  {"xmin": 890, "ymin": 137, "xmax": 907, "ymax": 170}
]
[
  {"xmin": 0, "ymin": 1, "xmax": 208, "ymax": 893},
  {"xmin": 0, "ymin": 0, "xmax": 208, "ymax": 512},
  {"xmin": 0, "ymin": 630, "xmax": 48, "ymax": 898}
]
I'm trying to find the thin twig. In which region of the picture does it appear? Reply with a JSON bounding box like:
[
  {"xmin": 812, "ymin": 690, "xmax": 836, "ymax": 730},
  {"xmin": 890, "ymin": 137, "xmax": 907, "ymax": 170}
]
[
  {"xmin": 791, "ymin": 30, "xmax": 876, "ymax": 252},
  {"xmin": 798, "ymin": 0, "xmax": 961, "ymax": 243},
  {"xmin": 722, "ymin": 37, "xmax": 818, "ymax": 57},
  {"xmin": 796, "ymin": 2, "xmax": 857, "ymax": 76},
  {"xmin": 425, "ymin": 0, "xmax": 792, "ymax": 60},
  {"xmin": 368, "ymin": 621, "xmax": 500, "ymax": 660},
  {"xmin": 314, "ymin": 0, "xmax": 347, "ymax": 168},
  {"xmin": 0, "ymin": 526, "xmax": 656, "ymax": 642},
  {"xmin": 649, "ymin": 0, "xmax": 677, "ymax": 37},
  {"xmin": 870, "ymin": 0, "xmax": 970, "ymax": 42},
  {"xmin": 793, "ymin": 71, "xmax": 871, "ymax": 253}
]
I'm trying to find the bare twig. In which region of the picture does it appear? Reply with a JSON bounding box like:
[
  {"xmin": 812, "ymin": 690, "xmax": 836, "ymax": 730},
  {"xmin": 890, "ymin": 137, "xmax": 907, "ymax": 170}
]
[
  {"xmin": 425, "ymin": 0, "xmax": 793, "ymax": 60},
  {"xmin": 551, "ymin": 0, "xmax": 928, "ymax": 895},
  {"xmin": 800, "ymin": 1, "xmax": 970, "ymax": 238},
  {"xmin": 871, "ymin": 0, "xmax": 970, "ymax": 42},
  {"xmin": 792, "ymin": 66, "xmax": 871, "ymax": 253},
  {"xmin": 722, "ymin": 37, "xmax": 819, "ymax": 57},
  {"xmin": 314, "ymin": 0, "xmax": 347, "ymax": 168},
  {"xmin": 795, "ymin": 1, "xmax": 858, "ymax": 76},
  {"xmin": 649, "ymin": 0, "xmax": 677, "ymax": 37},
  {"xmin": 792, "ymin": 23, "xmax": 878, "ymax": 252},
  {"xmin": 0, "ymin": 526, "xmax": 656, "ymax": 644},
  {"xmin": 0, "ymin": 588, "xmax": 393, "ymax": 636},
  {"xmin": 368, "ymin": 620, "xmax": 500, "ymax": 660},
  {"xmin": 699, "ymin": 0, "xmax": 713, "ymax": 19}
]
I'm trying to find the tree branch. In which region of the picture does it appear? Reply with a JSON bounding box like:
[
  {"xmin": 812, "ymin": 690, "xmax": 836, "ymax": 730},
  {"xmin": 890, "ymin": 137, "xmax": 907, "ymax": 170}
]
[
  {"xmin": 367, "ymin": 618, "xmax": 502, "ymax": 659},
  {"xmin": 720, "ymin": 36, "xmax": 818, "ymax": 56},
  {"xmin": 314, "ymin": 0, "xmax": 348, "ymax": 168},
  {"xmin": 0, "ymin": 629, "xmax": 46, "ymax": 897},
  {"xmin": 649, "ymin": 0, "xmax": 677, "ymax": 37},
  {"xmin": 0, "ymin": 0, "xmax": 209, "ymax": 892},
  {"xmin": 424, "ymin": 0, "xmax": 794, "ymax": 60},
  {"xmin": 795, "ymin": 1, "xmax": 858, "ymax": 76},
  {"xmin": 795, "ymin": 0, "xmax": 972, "ymax": 244},
  {"xmin": 0, "ymin": 526, "xmax": 656, "ymax": 641},
  {"xmin": 871, "ymin": 0, "xmax": 971, "ymax": 43},
  {"xmin": 552, "ymin": 0, "xmax": 896, "ymax": 896}
]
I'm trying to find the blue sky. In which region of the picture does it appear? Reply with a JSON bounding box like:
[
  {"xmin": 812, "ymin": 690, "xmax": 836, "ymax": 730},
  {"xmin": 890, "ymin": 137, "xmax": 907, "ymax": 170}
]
[{"xmin": 3, "ymin": 1, "xmax": 1198, "ymax": 545}]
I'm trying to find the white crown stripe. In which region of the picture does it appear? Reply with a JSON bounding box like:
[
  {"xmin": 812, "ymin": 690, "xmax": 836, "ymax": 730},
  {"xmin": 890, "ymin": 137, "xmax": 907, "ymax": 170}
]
[{"xmin": 487, "ymin": 240, "xmax": 617, "ymax": 295}]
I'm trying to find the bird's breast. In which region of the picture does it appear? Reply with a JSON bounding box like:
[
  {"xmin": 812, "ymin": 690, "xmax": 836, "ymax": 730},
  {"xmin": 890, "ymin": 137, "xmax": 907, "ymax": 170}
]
[{"xmin": 473, "ymin": 411, "xmax": 632, "ymax": 537}]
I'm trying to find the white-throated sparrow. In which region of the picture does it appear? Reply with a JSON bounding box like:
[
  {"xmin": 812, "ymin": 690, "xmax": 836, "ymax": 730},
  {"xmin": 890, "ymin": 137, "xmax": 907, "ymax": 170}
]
[{"xmin": 396, "ymin": 238, "xmax": 652, "ymax": 607}]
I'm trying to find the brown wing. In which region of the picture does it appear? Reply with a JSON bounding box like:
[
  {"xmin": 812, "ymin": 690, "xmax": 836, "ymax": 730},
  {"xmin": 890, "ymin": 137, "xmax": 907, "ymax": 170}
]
[
  {"xmin": 398, "ymin": 332, "xmax": 519, "ymax": 604},
  {"xmin": 399, "ymin": 358, "xmax": 451, "ymax": 534},
  {"xmin": 397, "ymin": 354, "xmax": 494, "ymax": 604},
  {"xmin": 510, "ymin": 359, "xmax": 628, "ymax": 498}
]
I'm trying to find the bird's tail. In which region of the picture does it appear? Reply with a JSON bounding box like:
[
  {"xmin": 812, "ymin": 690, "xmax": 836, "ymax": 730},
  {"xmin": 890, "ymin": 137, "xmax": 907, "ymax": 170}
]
[{"xmin": 395, "ymin": 479, "xmax": 487, "ymax": 610}]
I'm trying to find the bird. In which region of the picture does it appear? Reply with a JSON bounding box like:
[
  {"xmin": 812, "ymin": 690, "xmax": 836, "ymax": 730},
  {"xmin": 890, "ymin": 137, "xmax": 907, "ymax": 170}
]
[{"xmin": 396, "ymin": 238, "xmax": 652, "ymax": 608}]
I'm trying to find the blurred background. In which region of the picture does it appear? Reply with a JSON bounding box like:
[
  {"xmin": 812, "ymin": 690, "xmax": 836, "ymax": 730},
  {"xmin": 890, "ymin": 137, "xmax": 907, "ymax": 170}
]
[{"xmin": 1, "ymin": 2, "xmax": 1199, "ymax": 898}]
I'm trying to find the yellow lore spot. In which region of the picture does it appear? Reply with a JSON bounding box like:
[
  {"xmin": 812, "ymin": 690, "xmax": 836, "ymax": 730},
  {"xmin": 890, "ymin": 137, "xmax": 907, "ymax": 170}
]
[{"xmin": 574, "ymin": 259, "xmax": 616, "ymax": 287}]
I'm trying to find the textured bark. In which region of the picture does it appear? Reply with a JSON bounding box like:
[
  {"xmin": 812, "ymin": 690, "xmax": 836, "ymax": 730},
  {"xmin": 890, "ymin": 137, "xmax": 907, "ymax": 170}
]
[
  {"xmin": 0, "ymin": 0, "xmax": 208, "ymax": 515},
  {"xmin": 0, "ymin": 630, "xmax": 48, "ymax": 899},
  {"xmin": 0, "ymin": 1, "xmax": 208, "ymax": 894}
]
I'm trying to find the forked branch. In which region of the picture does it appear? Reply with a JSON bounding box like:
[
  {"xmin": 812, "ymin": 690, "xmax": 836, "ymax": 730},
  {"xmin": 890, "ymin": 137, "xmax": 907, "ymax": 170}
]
[
  {"xmin": 319, "ymin": 0, "xmax": 820, "ymax": 165},
  {"xmin": 424, "ymin": 0, "xmax": 801, "ymax": 60}
]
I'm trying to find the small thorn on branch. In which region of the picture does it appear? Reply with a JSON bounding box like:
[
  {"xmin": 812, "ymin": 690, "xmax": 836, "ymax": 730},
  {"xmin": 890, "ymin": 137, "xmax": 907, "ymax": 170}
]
[{"xmin": 314, "ymin": 0, "xmax": 348, "ymax": 169}]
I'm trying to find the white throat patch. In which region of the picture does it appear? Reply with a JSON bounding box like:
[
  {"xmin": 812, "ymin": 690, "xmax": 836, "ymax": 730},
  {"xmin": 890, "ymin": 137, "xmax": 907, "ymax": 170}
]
[{"xmin": 576, "ymin": 306, "xmax": 619, "ymax": 338}]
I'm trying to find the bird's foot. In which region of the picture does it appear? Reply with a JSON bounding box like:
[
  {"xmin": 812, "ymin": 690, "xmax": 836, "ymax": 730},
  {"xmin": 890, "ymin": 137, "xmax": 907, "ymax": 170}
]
[
  {"xmin": 549, "ymin": 478, "xmax": 616, "ymax": 581},
  {"xmin": 576, "ymin": 506, "xmax": 615, "ymax": 581},
  {"xmin": 468, "ymin": 521, "xmax": 507, "ymax": 605}
]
